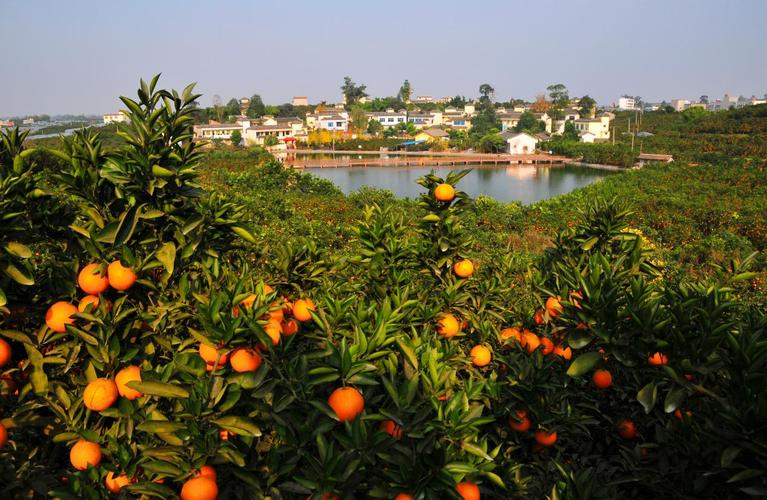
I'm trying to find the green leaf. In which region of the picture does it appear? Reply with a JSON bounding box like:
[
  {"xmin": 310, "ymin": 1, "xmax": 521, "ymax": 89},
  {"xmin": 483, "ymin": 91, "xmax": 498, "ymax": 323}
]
[
  {"xmin": 127, "ymin": 380, "xmax": 189, "ymax": 399},
  {"xmin": 113, "ymin": 204, "xmax": 143, "ymax": 247},
  {"xmin": 732, "ymin": 272, "xmax": 757, "ymax": 282},
  {"xmin": 581, "ymin": 236, "xmax": 599, "ymax": 251},
  {"xmin": 0, "ymin": 288, "xmax": 6, "ymax": 307},
  {"xmin": 152, "ymin": 165, "xmax": 175, "ymax": 177},
  {"xmin": 663, "ymin": 387, "xmax": 687, "ymax": 413},
  {"xmin": 211, "ymin": 416, "xmax": 262, "ymax": 437},
  {"xmin": 721, "ymin": 446, "xmax": 741, "ymax": 468},
  {"xmin": 4, "ymin": 242, "xmax": 32, "ymax": 259},
  {"xmin": 396, "ymin": 338, "xmax": 418, "ymax": 370},
  {"xmin": 155, "ymin": 242, "xmax": 176, "ymax": 275},
  {"xmin": 231, "ymin": 225, "xmax": 257, "ymax": 244},
  {"xmin": 566, "ymin": 351, "xmax": 601, "ymax": 377},
  {"xmin": 462, "ymin": 441, "xmax": 493, "ymax": 461},
  {"xmin": 137, "ymin": 421, "xmax": 186, "ymax": 434},
  {"xmin": 567, "ymin": 330, "xmax": 594, "ymax": 349},
  {"xmin": 4, "ymin": 264, "xmax": 33, "ymax": 286},
  {"xmin": 637, "ymin": 382, "xmax": 657, "ymax": 414}
]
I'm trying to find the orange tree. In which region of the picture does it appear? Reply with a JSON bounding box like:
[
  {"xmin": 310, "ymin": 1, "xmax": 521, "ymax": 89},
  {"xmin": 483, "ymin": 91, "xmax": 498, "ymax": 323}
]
[{"xmin": 0, "ymin": 77, "xmax": 765, "ymax": 499}]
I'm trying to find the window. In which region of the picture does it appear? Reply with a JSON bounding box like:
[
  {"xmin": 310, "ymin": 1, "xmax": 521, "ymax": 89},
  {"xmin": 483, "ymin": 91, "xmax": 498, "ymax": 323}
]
[{"xmin": 336, "ymin": 122, "xmax": 343, "ymax": 127}]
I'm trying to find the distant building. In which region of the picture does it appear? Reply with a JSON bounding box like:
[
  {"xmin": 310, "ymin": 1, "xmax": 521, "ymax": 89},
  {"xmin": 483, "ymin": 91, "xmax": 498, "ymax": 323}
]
[
  {"xmin": 637, "ymin": 153, "xmax": 674, "ymax": 166},
  {"xmin": 413, "ymin": 96, "xmax": 433, "ymax": 103},
  {"xmin": 736, "ymin": 95, "xmax": 767, "ymax": 108},
  {"xmin": 22, "ymin": 118, "xmax": 35, "ymax": 125},
  {"xmin": 579, "ymin": 131, "xmax": 597, "ymax": 143},
  {"xmin": 617, "ymin": 97, "xmax": 636, "ymax": 110},
  {"xmin": 103, "ymin": 112, "xmax": 128, "ymax": 124},
  {"xmin": 366, "ymin": 109, "xmax": 407, "ymax": 128},
  {"xmin": 434, "ymin": 96, "xmax": 452, "ymax": 104},
  {"xmin": 497, "ymin": 111, "xmax": 522, "ymax": 131},
  {"xmin": 574, "ymin": 114, "xmax": 611, "ymax": 141},
  {"xmin": 415, "ymin": 128, "xmax": 449, "ymax": 143},
  {"xmin": 533, "ymin": 112, "xmax": 553, "ymax": 133},
  {"xmin": 500, "ymin": 131, "xmax": 538, "ymax": 154},
  {"xmin": 194, "ymin": 116, "xmax": 306, "ymax": 144},
  {"xmin": 292, "ymin": 96, "xmax": 309, "ymax": 107},
  {"xmin": 670, "ymin": 99, "xmax": 689, "ymax": 112},
  {"xmin": 0, "ymin": 120, "xmax": 14, "ymax": 128},
  {"xmin": 408, "ymin": 112, "xmax": 442, "ymax": 129},
  {"xmin": 306, "ymin": 110, "xmax": 350, "ymax": 132},
  {"xmin": 563, "ymin": 108, "xmax": 581, "ymax": 121}
]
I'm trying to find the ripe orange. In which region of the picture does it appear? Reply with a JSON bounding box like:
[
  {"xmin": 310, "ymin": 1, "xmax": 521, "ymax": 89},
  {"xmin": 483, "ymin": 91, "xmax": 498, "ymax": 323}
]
[
  {"xmin": 500, "ymin": 327, "xmax": 522, "ymax": 343},
  {"xmin": 381, "ymin": 419, "xmax": 403, "ymax": 439},
  {"xmin": 292, "ymin": 298, "xmax": 316, "ymax": 322},
  {"xmin": 45, "ymin": 301, "xmax": 78, "ymax": 333},
  {"xmin": 395, "ymin": 494, "xmax": 414, "ymax": 500},
  {"xmin": 115, "ymin": 365, "xmax": 143, "ymax": 400},
  {"xmin": 199, "ymin": 343, "xmax": 229, "ymax": 366},
  {"xmin": 592, "ymin": 369, "xmax": 613, "ymax": 389},
  {"xmin": 545, "ymin": 296, "xmax": 563, "ymax": 318},
  {"xmin": 78, "ymin": 263, "xmax": 109, "ymax": 295},
  {"xmin": 0, "ymin": 338, "xmax": 11, "ymax": 367},
  {"xmin": 674, "ymin": 408, "xmax": 692, "ymax": 421},
  {"xmin": 470, "ymin": 345, "xmax": 491, "ymax": 367},
  {"xmin": 437, "ymin": 313, "xmax": 460, "ymax": 338},
  {"xmin": 319, "ymin": 494, "xmax": 340, "ymax": 500},
  {"xmin": 70, "ymin": 439, "xmax": 101, "ymax": 470},
  {"xmin": 180, "ymin": 476, "xmax": 218, "ymax": 500},
  {"xmin": 78, "ymin": 294, "xmax": 111, "ymax": 313},
  {"xmin": 533, "ymin": 309, "xmax": 545, "ymax": 325},
  {"xmin": 540, "ymin": 337, "xmax": 554, "ymax": 355},
  {"xmin": 107, "ymin": 260, "xmax": 137, "ymax": 291},
  {"xmin": 648, "ymin": 352, "xmax": 668, "ymax": 366},
  {"xmin": 534, "ymin": 429, "xmax": 557, "ymax": 447},
  {"xmin": 195, "ymin": 465, "xmax": 217, "ymax": 480},
  {"xmin": 434, "ymin": 183, "xmax": 455, "ymax": 202},
  {"xmin": 553, "ymin": 344, "xmax": 572, "ymax": 360},
  {"xmin": 328, "ymin": 386, "xmax": 365, "ymax": 422},
  {"xmin": 617, "ymin": 419, "xmax": 637, "ymax": 439},
  {"xmin": 83, "ymin": 378, "xmax": 118, "ymax": 411},
  {"xmin": 105, "ymin": 471, "xmax": 132, "ymax": 493},
  {"xmin": 233, "ymin": 293, "xmax": 256, "ymax": 317},
  {"xmin": 508, "ymin": 409, "xmax": 531, "ymax": 432},
  {"xmin": 230, "ymin": 348, "xmax": 262, "ymax": 372},
  {"xmin": 263, "ymin": 321, "xmax": 282, "ymax": 347},
  {"xmin": 281, "ymin": 319, "xmax": 299, "ymax": 336},
  {"xmin": 0, "ymin": 422, "xmax": 7, "ymax": 448},
  {"xmin": 522, "ymin": 330, "xmax": 540, "ymax": 353},
  {"xmin": 453, "ymin": 259, "xmax": 474, "ymax": 278},
  {"xmin": 455, "ymin": 481, "xmax": 480, "ymax": 500}
]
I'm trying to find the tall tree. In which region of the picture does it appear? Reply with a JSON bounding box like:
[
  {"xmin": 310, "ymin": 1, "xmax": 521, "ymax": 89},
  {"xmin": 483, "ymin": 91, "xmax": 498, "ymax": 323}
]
[
  {"xmin": 514, "ymin": 111, "xmax": 545, "ymax": 133},
  {"xmin": 212, "ymin": 94, "xmax": 223, "ymax": 121},
  {"xmin": 350, "ymin": 105, "xmax": 369, "ymax": 134},
  {"xmin": 247, "ymin": 95, "xmax": 266, "ymax": 118},
  {"xmin": 530, "ymin": 95, "xmax": 551, "ymax": 113},
  {"xmin": 448, "ymin": 95, "xmax": 467, "ymax": 108},
  {"xmin": 699, "ymin": 95, "xmax": 709, "ymax": 104},
  {"xmin": 341, "ymin": 76, "xmax": 368, "ymax": 105},
  {"xmin": 224, "ymin": 98, "xmax": 240, "ymax": 118},
  {"xmin": 579, "ymin": 95, "xmax": 596, "ymax": 116},
  {"xmin": 472, "ymin": 83, "xmax": 500, "ymax": 136},
  {"xmin": 398, "ymin": 80, "xmax": 412, "ymax": 103},
  {"xmin": 547, "ymin": 83, "xmax": 569, "ymax": 107},
  {"xmin": 479, "ymin": 83, "xmax": 495, "ymax": 100}
]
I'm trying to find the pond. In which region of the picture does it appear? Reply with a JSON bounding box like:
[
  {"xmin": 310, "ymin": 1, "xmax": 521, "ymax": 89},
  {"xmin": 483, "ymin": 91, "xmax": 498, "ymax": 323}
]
[{"xmin": 307, "ymin": 164, "xmax": 616, "ymax": 204}]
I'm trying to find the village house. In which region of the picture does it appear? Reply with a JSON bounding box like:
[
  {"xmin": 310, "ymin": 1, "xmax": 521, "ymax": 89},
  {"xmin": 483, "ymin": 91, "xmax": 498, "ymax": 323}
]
[
  {"xmin": 407, "ymin": 111, "xmax": 442, "ymax": 129},
  {"xmin": 291, "ymin": 96, "xmax": 309, "ymax": 106},
  {"xmin": 579, "ymin": 131, "xmax": 597, "ymax": 143},
  {"xmin": 574, "ymin": 114, "xmax": 611, "ymax": 141},
  {"xmin": 366, "ymin": 109, "xmax": 407, "ymax": 128},
  {"xmin": 414, "ymin": 128, "xmax": 449, "ymax": 143},
  {"xmin": 497, "ymin": 111, "xmax": 522, "ymax": 131},
  {"xmin": 102, "ymin": 112, "xmax": 128, "ymax": 124},
  {"xmin": 194, "ymin": 115, "xmax": 306, "ymax": 145},
  {"xmin": 533, "ymin": 112, "xmax": 553, "ymax": 133},
  {"xmin": 305, "ymin": 109, "xmax": 350, "ymax": 132},
  {"xmin": 637, "ymin": 153, "xmax": 674, "ymax": 166},
  {"xmin": 500, "ymin": 131, "xmax": 538, "ymax": 154}
]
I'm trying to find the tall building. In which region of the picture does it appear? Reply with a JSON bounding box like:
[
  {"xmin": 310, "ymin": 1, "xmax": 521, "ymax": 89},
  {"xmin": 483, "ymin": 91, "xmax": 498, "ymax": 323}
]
[
  {"xmin": 617, "ymin": 97, "xmax": 635, "ymax": 110},
  {"xmin": 292, "ymin": 96, "xmax": 308, "ymax": 106}
]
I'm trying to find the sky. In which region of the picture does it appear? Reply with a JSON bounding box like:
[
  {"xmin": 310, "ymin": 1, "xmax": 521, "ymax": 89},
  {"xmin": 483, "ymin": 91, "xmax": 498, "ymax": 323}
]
[{"xmin": 1, "ymin": 0, "xmax": 766, "ymax": 117}]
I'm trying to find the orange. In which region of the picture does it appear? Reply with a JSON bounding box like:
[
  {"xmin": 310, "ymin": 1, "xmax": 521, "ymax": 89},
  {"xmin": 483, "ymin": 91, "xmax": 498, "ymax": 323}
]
[
  {"xmin": 107, "ymin": 260, "xmax": 137, "ymax": 291},
  {"xmin": 617, "ymin": 419, "xmax": 637, "ymax": 439},
  {"xmin": 437, "ymin": 313, "xmax": 460, "ymax": 338},
  {"xmin": 0, "ymin": 338, "xmax": 10, "ymax": 367},
  {"xmin": 648, "ymin": 352, "xmax": 668, "ymax": 366},
  {"xmin": 328, "ymin": 386, "xmax": 364, "ymax": 422},
  {"xmin": 674, "ymin": 408, "xmax": 692, "ymax": 421},
  {"xmin": 545, "ymin": 296, "xmax": 563, "ymax": 318},
  {"xmin": 553, "ymin": 344, "xmax": 572, "ymax": 360},
  {"xmin": 83, "ymin": 378, "xmax": 118, "ymax": 411},
  {"xmin": 500, "ymin": 327, "xmax": 522, "ymax": 343},
  {"xmin": 592, "ymin": 369, "xmax": 612, "ymax": 389},
  {"xmin": 534, "ymin": 429, "xmax": 557, "ymax": 447},
  {"xmin": 292, "ymin": 299, "xmax": 316, "ymax": 322},
  {"xmin": 46, "ymin": 301, "xmax": 78, "ymax": 333},
  {"xmin": 455, "ymin": 481, "xmax": 480, "ymax": 500},
  {"xmin": 219, "ymin": 429, "xmax": 233, "ymax": 441},
  {"xmin": 78, "ymin": 294, "xmax": 110, "ymax": 313},
  {"xmin": 540, "ymin": 337, "xmax": 554, "ymax": 355},
  {"xmin": 78, "ymin": 263, "xmax": 109, "ymax": 295},
  {"xmin": 381, "ymin": 419, "xmax": 403, "ymax": 439},
  {"xmin": 70, "ymin": 439, "xmax": 102, "ymax": 470},
  {"xmin": 195, "ymin": 465, "xmax": 217, "ymax": 481},
  {"xmin": 453, "ymin": 259, "xmax": 474, "ymax": 278},
  {"xmin": 0, "ymin": 422, "xmax": 7, "ymax": 448},
  {"xmin": 230, "ymin": 348, "xmax": 262, "ymax": 372},
  {"xmin": 267, "ymin": 302, "xmax": 284, "ymax": 323},
  {"xmin": 522, "ymin": 330, "xmax": 540, "ymax": 353},
  {"xmin": 281, "ymin": 319, "xmax": 299, "ymax": 336},
  {"xmin": 180, "ymin": 476, "xmax": 218, "ymax": 500},
  {"xmin": 319, "ymin": 494, "xmax": 340, "ymax": 500},
  {"xmin": 508, "ymin": 409, "xmax": 531, "ymax": 432},
  {"xmin": 533, "ymin": 309, "xmax": 545, "ymax": 325},
  {"xmin": 263, "ymin": 321, "xmax": 281, "ymax": 347},
  {"xmin": 470, "ymin": 345, "xmax": 491, "ymax": 367},
  {"xmin": 105, "ymin": 471, "xmax": 133, "ymax": 493},
  {"xmin": 395, "ymin": 494, "xmax": 414, "ymax": 500},
  {"xmin": 434, "ymin": 183, "xmax": 455, "ymax": 202},
  {"xmin": 199, "ymin": 343, "xmax": 229, "ymax": 366},
  {"xmin": 115, "ymin": 365, "xmax": 143, "ymax": 400},
  {"xmin": 233, "ymin": 293, "xmax": 257, "ymax": 317}
]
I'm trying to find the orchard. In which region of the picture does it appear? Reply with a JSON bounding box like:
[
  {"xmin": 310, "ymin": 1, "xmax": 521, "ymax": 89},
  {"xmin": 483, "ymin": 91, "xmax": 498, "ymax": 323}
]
[{"xmin": 0, "ymin": 77, "xmax": 765, "ymax": 499}]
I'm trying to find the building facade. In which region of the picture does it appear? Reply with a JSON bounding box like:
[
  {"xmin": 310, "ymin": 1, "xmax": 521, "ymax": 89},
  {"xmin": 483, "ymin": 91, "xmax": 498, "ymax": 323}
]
[{"xmin": 103, "ymin": 112, "xmax": 128, "ymax": 124}]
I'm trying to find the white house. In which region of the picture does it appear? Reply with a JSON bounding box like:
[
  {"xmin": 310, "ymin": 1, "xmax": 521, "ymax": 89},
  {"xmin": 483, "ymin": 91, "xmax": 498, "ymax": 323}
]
[
  {"xmin": 306, "ymin": 110, "xmax": 349, "ymax": 132},
  {"xmin": 579, "ymin": 131, "xmax": 597, "ymax": 143},
  {"xmin": 563, "ymin": 108, "xmax": 581, "ymax": 121},
  {"xmin": 367, "ymin": 109, "xmax": 407, "ymax": 128},
  {"xmin": 103, "ymin": 112, "xmax": 128, "ymax": 124},
  {"xmin": 500, "ymin": 131, "xmax": 538, "ymax": 154},
  {"xmin": 574, "ymin": 114, "xmax": 611, "ymax": 141},
  {"xmin": 617, "ymin": 97, "xmax": 636, "ymax": 110},
  {"xmin": 498, "ymin": 111, "xmax": 522, "ymax": 131}
]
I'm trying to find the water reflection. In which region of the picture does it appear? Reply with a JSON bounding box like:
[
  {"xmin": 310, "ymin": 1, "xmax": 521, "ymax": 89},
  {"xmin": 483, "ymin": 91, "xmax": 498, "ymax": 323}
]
[{"xmin": 308, "ymin": 164, "xmax": 615, "ymax": 204}]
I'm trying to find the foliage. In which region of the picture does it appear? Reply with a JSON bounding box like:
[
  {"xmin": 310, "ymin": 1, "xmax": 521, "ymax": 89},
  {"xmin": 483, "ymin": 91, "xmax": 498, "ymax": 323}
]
[
  {"xmin": 229, "ymin": 130, "xmax": 242, "ymax": 147},
  {"xmin": 545, "ymin": 139, "xmax": 637, "ymax": 167},
  {"xmin": 478, "ymin": 133, "xmax": 506, "ymax": 153},
  {"xmin": 514, "ymin": 112, "xmax": 545, "ymax": 134},
  {"xmin": 341, "ymin": 76, "xmax": 368, "ymax": 105}
]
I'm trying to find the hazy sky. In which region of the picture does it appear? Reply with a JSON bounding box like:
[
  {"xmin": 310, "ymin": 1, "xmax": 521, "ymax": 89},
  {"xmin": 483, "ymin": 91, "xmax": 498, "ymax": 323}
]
[{"xmin": 1, "ymin": 0, "xmax": 766, "ymax": 116}]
